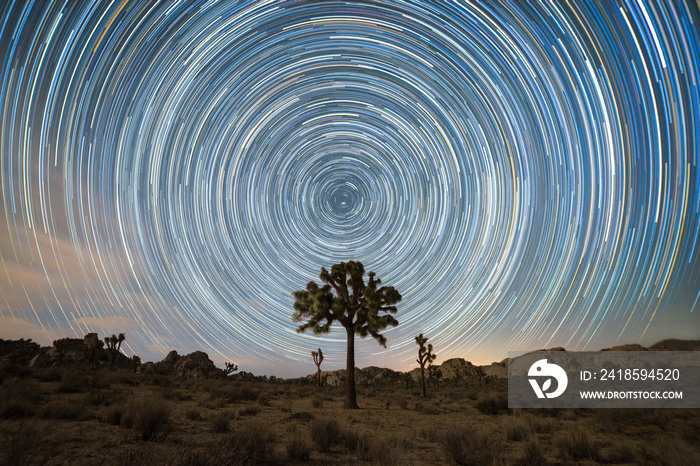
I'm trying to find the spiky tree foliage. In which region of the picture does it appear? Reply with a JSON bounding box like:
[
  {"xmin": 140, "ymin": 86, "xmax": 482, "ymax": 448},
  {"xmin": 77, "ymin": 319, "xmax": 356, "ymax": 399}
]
[
  {"xmin": 416, "ymin": 333, "xmax": 436, "ymax": 398},
  {"xmin": 131, "ymin": 355, "xmax": 142, "ymax": 373},
  {"xmin": 311, "ymin": 348, "xmax": 324, "ymax": 387},
  {"xmin": 53, "ymin": 338, "xmax": 70, "ymax": 366},
  {"xmin": 224, "ymin": 362, "xmax": 238, "ymax": 376},
  {"xmin": 293, "ymin": 261, "xmax": 402, "ymax": 409},
  {"xmin": 104, "ymin": 333, "xmax": 125, "ymax": 370}
]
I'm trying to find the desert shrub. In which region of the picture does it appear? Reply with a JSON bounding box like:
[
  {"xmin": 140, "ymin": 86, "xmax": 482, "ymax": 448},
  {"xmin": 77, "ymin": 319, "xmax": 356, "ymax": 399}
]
[
  {"xmin": 0, "ymin": 422, "xmax": 47, "ymax": 466},
  {"xmin": 86, "ymin": 387, "xmax": 123, "ymax": 406},
  {"xmin": 356, "ymin": 434, "xmax": 373, "ymax": 461},
  {"xmin": 286, "ymin": 437, "xmax": 312, "ymax": 461},
  {"xmin": 604, "ymin": 438, "xmax": 638, "ymax": 464},
  {"xmin": 133, "ymin": 398, "xmax": 170, "ymax": 441},
  {"xmin": 505, "ymin": 415, "xmax": 535, "ymax": 441},
  {"xmin": 440, "ymin": 426, "xmax": 500, "ymax": 465},
  {"xmin": 475, "ymin": 394, "xmax": 509, "ymax": 415},
  {"xmin": 369, "ymin": 445, "xmax": 404, "ymax": 466},
  {"xmin": 185, "ymin": 407, "xmax": 203, "ymax": 421},
  {"xmin": 278, "ymin": 404, "xmax": 291, "ymax": 413},
  {"xmin": 397, "ymin": 398, "xmax": 409, "ymax": 410},
  {"xmin": 595, "ymin": 407, "xmax": 670, "ymax": 433},
  {"xmin": 210, "ymin": 411, "xmax": 231, "ymax": 433},
  {"xmin": 0, "ymin": 399, "xmax": 35, "ymax": 419},
  {"xmin": 555, "ymin": 427, "xmax": 601, "ymax": 461},
  {"xmin": 311, "ymin": 396, "xmax": 323, "ymax": 408},
  {"xmin": 228, "ymin": 420, "xmax": 276, "ymax": 463},
  {"xmin": 239, "ymin": 405, "xmax": 261, "ymax": 416},
  {"xmin": 34, "ymin": 368, "xmax": 62, "ymax": 382},
  {"xmin": 419, "ymin": 427, "xmax": 440, "ymax": 443},
  {"xmin": 102, "ymin": 402, "xmax": 127, "ymax": 425},
  {"xmin": 522, "ymin": 439, "xmax": 546, "ymax": 466},
  {"xmin": 38, "ymin": 400, "xmax": 83, "ymax": 420},
  {"xmin": 310, "ymin": 418, "xmax": 341, "ymax": 452},
  {"xmin": 342, "ymin": 429, "xmax": 361, "ymax": 451},
  {"xmin": 58, "ymin": 371, "xmax": 89, "ymax": 393},
  {"xmin": 645, "ymin": 437, "xmax": 700, "ymax": 466},
  {"xmin": 227, "ymin": 384, "xmax": 258, "ymax": 403},
  {"xmin": 257, "ymin": 392, "xmax": 271, "ymax": 406}
]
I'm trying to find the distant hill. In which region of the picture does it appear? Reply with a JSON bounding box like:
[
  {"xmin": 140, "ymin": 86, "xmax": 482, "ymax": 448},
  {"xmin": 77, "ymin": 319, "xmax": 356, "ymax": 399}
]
[{"xmin": 648, "ymin": 339, "xmax": 700, "ymax": 351}]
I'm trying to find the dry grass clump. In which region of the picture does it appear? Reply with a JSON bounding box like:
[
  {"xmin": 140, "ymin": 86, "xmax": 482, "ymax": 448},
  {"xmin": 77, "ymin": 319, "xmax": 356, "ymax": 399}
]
[
  {"xmin": 505, "ymin": 413, "xmax": 549, "ymax": 441},
  {"xmin": 134, "ymin": 398, "xmax": 171, "ymax": 441},
  {"xmin": 37, "ymin": 399, "xmax": 84, "ymax": 420},
  {"xmin": 521, "ymin": 438, "xmax": 546, "ymax": 466},
  {"xmin": 0, "ymin": 378, "xmax": 42, "ymax": 419},
  {"xmin": 474, "ymin": 394, "xmax": 509, "ymax": 415},
  {"xmin": 0, "ymin": 422, "xmax": 50, "ymax": 466},
  {"xmin": 310, "ymin": 417, "xmax": 340, "ymax": 452},
  {"xmin": 439, "ymin": 425, "xmax": 502, "ymax": 465},
  {"xmin": 228, "ymin": 420, "xmax": 276, "ymax": 464},
  {"xmin": 210, "ymin": 410, "xmax": 232, "ymax": 433},
  {"xmin": 185, "ymin": 407, "xmax": 203, "ymax": 421},
  {"xmin": 555, "ymin": 426, "xmax": 601, "ymax": 462},
  {"xmin": 238, "ymin": 405, "xmax": 261, "ymax": 417},
  {"xmin": 286, "ymin": 437, "xmax": 312, "ymax": 461}
]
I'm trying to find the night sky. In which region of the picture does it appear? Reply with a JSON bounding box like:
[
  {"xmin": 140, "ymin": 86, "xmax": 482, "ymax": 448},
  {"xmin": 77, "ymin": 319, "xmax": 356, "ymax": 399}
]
[{"xmin": 1, "ymin": 1, "xmax": 699, "ymax": 377}]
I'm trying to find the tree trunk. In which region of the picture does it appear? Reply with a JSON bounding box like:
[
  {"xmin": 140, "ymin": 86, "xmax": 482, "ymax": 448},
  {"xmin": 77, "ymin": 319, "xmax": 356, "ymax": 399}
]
[
  {"xmin": 316, "ymin": 367, "xmax": 321, "ymax": 387},
  {"xmin": 420, "ymin": 365, "xmax": 427, "ymax": 398},
  {"xmin": 344, "ymin": 329, "xmax": 359, "ymax": 409}
]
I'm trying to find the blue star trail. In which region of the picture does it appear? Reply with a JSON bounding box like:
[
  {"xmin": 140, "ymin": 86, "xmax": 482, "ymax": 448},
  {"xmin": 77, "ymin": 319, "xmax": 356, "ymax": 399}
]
[{"xmin": 1, "ymin": 1, "xmax": 699, "ymax": 376}]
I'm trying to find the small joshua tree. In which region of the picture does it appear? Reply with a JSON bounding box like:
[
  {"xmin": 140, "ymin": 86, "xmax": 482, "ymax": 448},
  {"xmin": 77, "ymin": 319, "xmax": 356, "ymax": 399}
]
[
  {"xmin": 53, "ymin": 338, "xmax": 70, "ymax": 366},
  {"xmin": 416, "ymin": 333, "xmax": 436, "ymax": 398},
  {"xmin": 311, "ymin": 348, "xmax": 324, "ymax": 387},
  {"xmin": 224, "ymin": 362, "xmax": 238, "ymax": 376},
  {"xmin": 104, "ymin": 333, "xmax": 125, "ymax": 370},
  {"xmin": 131, "ymin": 355, "xmax": 142, "ymax": 373}
]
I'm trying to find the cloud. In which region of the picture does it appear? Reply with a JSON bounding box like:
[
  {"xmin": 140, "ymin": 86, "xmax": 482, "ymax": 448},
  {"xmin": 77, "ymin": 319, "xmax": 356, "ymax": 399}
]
[{"xmin": 0, "ymin": 315, "xmax": 62, "ymax": 344}]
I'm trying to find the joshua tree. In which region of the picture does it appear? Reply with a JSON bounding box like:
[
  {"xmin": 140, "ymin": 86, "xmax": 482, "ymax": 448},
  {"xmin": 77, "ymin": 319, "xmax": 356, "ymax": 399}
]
[
  {"xmin": 311, "ymin": 348, "xmax": 324, "ymax": 387},
  {"xmin": 53, "ymin": 338, "xmax": 70, "ymax": 366},
  {"xmin": 131, "ymin": 355, "xmax": 141, "ymax": 373},
  {"xmin": 224, "ymin": 362, "xmax": 238, "ymax": 376},
  {"xmin": 293, "ymin": 261, "xmax": 402, "ymax": 409},
  {"xmin": 416, "ymin": 333, "xmax": 436, "ymax": 398},
  {"xmin": 104, "ymin": 333, "xmax": 125, "ymax": 370}
]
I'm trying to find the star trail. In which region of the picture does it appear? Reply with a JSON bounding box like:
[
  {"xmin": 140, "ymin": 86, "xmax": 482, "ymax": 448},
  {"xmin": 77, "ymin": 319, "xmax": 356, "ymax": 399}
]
[{"xmin": 1, "ymin": 1, "xmax": 699, "ymax": 376}]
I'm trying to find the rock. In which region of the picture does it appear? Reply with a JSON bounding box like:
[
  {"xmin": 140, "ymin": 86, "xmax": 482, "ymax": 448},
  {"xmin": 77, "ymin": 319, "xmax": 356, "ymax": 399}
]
[
  {"xmin": 28, "ymin": 353, "xmax": 51, "ymax": 368},
  {"xmin": 153, "ymin": 350, "xmax": 220, "ymax": 378},
  {"xmin": 601, "ymin": 344, "xmax": 648, "ymax": 351}
]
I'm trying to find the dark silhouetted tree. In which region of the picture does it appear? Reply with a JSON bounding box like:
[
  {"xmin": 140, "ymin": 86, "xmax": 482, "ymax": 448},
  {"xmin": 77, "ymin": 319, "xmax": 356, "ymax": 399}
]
[
  {"xmin": 293, "ymin": 261, "xmax": 401, "ymax": 409},
  {"xmin": 53, "ymin": 338, "xmax": 70, "ymax": 366},
  {"xmin": 311, "ymin": 348, "xmax": 324, "ymax": 387},
  {"xmin": 416, "ymin": 333, "xmax": 436, "ymax": 398},
  {"xmin": 131, "ymin": 355, "xmax": 141, "ymax": 373},
  {"xmin": 104, "ymin": 333, "xmax": 125, "ymax": 370},
  {"xmin": 224, "ymin": 362, "xmax": 238, "ymax": 376}
]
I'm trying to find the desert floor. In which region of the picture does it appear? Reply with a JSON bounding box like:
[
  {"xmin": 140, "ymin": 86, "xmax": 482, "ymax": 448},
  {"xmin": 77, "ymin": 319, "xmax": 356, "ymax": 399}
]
[{"xmin": 1, "ymin": 368, "xmax": 699, "ymax": 465}]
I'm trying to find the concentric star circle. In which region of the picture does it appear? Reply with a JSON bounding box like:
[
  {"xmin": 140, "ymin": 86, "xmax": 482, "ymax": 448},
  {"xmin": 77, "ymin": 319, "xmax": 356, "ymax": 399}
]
[{"xmin": 1, "ymin": 1, "xmax": 698, "ymax": 374}]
